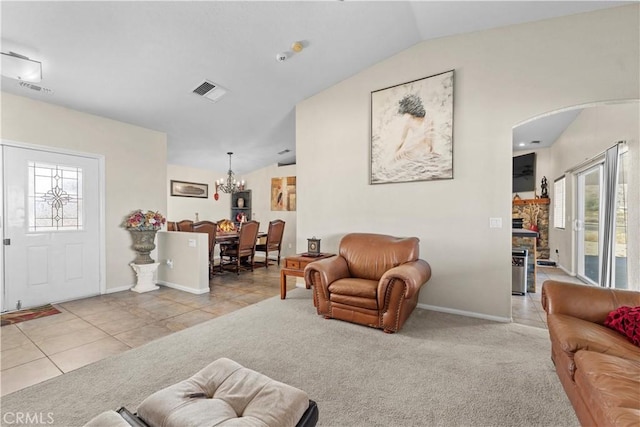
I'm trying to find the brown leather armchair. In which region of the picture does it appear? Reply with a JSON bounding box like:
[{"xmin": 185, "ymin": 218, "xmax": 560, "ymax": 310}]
[{"xmin": 304, "ymin": 233, "xmax": 431, "ymax": 333}]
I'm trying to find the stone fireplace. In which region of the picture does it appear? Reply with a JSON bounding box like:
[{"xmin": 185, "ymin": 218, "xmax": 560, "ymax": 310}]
[{"xmin": 512, "ymin": 198, "xmax": 550, "ymax": 260}]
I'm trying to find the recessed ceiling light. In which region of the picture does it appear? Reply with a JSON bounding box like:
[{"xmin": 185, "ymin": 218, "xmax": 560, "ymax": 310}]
[{"xmin": 518, "ymin": 142, "xmax": 526, "ymax": 147}]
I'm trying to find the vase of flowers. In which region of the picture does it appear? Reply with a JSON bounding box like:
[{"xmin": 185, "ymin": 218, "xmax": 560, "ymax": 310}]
[{"xmin": 122, "ymin": 210, "xmax": 166, "ymax": 264}]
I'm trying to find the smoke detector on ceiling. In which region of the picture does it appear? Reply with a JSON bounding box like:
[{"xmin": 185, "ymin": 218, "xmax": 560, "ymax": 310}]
[
  {"xmin": 192, "ymin": 80, "xmax": 227, "ymax": 103},
  {"xmin": 276, "ymin": 41, "xmax": 306, "ymax": 63}
]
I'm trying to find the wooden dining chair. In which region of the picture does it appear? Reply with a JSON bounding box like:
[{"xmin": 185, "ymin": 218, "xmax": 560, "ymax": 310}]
[
  {"xmin": 176, "ymin": 220, "xmax": 194, "ymax": 232},
  {"xmin": 255, "ymin": 219, "xmax": 285, "ymax": 268},
  {"xmin": 220, "ymin": 220, "xmax": 260, "ymax": 275},
  {"xmin": 193, "ymin": 221, "xmax": 217, "ymax": 278},
  {"xmin": 166, "ymin": 221, "xmax": 178, "ymax": 231}
]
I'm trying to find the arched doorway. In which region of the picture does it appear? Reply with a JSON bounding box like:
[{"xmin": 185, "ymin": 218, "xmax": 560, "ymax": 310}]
[{"xmin": 510, "ymin": 100, "xmax": 639, "ymax": 325}]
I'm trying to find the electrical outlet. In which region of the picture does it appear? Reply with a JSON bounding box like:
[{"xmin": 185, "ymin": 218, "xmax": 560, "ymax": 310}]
[
  {"xmin": 288, "ymin": 243, "xmax": 292, "ymax": 249},
  {"xmin": 188, "ymin": 239, "xmax": 196, "ymax": 248},
  {"xmin": 166, "ymin": 259, "xmax": 174, "ymax": 269}
]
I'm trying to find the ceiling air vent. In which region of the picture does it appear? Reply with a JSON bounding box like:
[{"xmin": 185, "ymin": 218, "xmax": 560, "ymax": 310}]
[
  {"xmin": 278, "ymin": 159, "xmax": 296, "ymax": 167},
  {"xmin": 18, "ymin": 81, "xmax": 53, "ymax": 95},
  {"xmin": 192, "ymin": 80, "xmax": 227, "ymax": 103},
  {"xmin": 277, "ymin": 149, "xmax": 295, "ymax": 166}
]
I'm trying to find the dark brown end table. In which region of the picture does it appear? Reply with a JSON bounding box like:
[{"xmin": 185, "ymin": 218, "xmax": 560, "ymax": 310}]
[{"xmin": 280, "ymin": 253, "xmax": 335, "ymax": 299}]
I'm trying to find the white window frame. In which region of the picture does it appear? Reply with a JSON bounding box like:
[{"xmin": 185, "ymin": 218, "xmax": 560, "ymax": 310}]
[{"xmin": 553, "ymin": 176, "xmax": 566, "ymax": 229}]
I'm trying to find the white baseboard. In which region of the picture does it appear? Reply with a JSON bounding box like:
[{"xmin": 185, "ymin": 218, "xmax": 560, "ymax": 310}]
[
  {"xmin": 157, "ymin": 280, "xmax": 210, "ymax": 295},
  {"xmin": 417, "ymin": 302, "xmax": 511, "ymax": 323},
  {"xmin": 557, "ymin": 264, "xmax": 574, "ymax": 276},
  {"xmin": 105, "ymin": 285, "xmax": 134, "ymax": 294},
  {"xmin": 300, "ymin": 285, "xmax": 510, "ymax": 323}
]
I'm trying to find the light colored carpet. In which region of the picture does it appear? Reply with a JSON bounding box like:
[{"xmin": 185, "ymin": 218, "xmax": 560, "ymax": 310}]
[{"xmin": 0, "ymin": 288, "xmax": 577, "ymax": 427}]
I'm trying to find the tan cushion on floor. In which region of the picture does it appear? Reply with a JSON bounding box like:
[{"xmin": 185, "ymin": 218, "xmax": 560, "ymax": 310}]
[
  {"xmin": 137, "ymin": 358, "xmax": 309, "ymax": 427},
  {"xmin": 574, "ymin": 350, "xmax": 640, "ymax": 427},
  {"xmin": 84, "ymin": 410, "xmax": 132, "ymax": 427}
]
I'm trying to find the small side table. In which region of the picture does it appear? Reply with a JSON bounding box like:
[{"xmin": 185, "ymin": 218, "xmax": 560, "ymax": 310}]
[{"xmin": 280, "ymin": 253, "xmax": 335, "ymax": 299}]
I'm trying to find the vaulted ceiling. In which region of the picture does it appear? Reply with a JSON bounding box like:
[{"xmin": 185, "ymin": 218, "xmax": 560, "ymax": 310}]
[{"xmin": 1, "ymin": 1, "xmax": 628, "ymax": 173}]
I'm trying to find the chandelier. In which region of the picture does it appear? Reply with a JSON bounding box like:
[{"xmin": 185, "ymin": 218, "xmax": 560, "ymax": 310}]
[{"xmin": 215, "ymin": 152, "xmax": 244, "ymax": 194}]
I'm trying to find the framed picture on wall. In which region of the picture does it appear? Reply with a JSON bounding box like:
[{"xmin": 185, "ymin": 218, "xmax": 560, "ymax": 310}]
[
  {"xmin": 370, "ymin": 70, "xmax": 454, "ymax": 184},
  {"xmin": 271, "ymin": 176, "xmax": 296, "ymax": 211},
  {"xmin": 170, "ymin": 180, "xmax": 209, "ymax": 198}
]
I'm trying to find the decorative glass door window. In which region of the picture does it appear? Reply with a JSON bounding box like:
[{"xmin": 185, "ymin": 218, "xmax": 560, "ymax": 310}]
[{"xmin": 28, "ymin": 162, "xmax": 83, "ymax": 231}]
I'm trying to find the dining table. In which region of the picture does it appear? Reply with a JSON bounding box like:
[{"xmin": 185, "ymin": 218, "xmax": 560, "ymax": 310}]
[{"xmin": 216, "ymin": 231, "xmax": 267, "ymax": 245}]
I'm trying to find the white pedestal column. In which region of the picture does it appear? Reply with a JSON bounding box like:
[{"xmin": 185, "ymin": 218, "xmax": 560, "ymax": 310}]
[{"xmin": 130, "ymin": 262, "xmax": 160, "ymax": 293}]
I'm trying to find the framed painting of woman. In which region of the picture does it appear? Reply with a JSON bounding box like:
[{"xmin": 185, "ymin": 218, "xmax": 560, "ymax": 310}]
[{"xmin": 370, "ymin": 70, "xmax": 454, "ymax": 184}]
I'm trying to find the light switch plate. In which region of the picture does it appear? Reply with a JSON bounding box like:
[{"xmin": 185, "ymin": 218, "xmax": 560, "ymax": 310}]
[
  {"xmin": 188, "ymin": 239, "xmax": 196, "ymax": 247},
  {"xmin": 489, "ymin": 217, "xmax": 502, "ymax": 228}
]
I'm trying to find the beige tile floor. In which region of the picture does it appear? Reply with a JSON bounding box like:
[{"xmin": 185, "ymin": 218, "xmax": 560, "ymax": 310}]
[
  {"xmin": 511, "ymin": 265, "xmax": 585, "ymax": 329},
  {"xmin": 1, "ymin": 264, "xmax": 288, "ymax": 396},
  {"xmin": 1, "ymin": 263, "xmax": 582, "ymax": 396}
]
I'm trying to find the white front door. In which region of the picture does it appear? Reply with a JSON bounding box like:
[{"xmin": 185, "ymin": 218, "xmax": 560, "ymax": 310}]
[{"xmin": 3, "ymin": 145, "xmax": 101, "ymax": 311}]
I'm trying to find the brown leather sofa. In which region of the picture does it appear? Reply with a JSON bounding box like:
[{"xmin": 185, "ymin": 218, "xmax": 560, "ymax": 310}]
[
  {"xmin": 304, "ymin": 233, "xmax": 431, "ymax": 333},
  {"xmin": 541, "ymin": 280, "xmax": 640, "ymax": 427}
]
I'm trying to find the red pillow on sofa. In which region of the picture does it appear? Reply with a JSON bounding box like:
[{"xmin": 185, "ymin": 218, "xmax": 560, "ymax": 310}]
[{"xmin": 604, "ymin": 306, "xmax": 640, "ymax": 347}]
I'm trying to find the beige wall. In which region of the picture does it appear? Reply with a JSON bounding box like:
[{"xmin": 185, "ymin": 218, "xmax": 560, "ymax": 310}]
[
  {"xmin": 157, "ymin": 231, "xmax": 209, "ymax": 294},
  {"xmin": 167, "ymin": 164, "xmax": 230, "ymax": 223},
  {"xmin": 547, "ymin": 102, "xmax": 639, "ymax": 286},
  {"xmin": 296, "ymin": 5, "xmax": 639, "ymax": 320},
  {"xmin": 244, "ymin": 163, "xmax": 297, "ymax": 259},
  {"xmin": 1, "ymin": 92, "xmax": 167, "ymax": 291}
]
